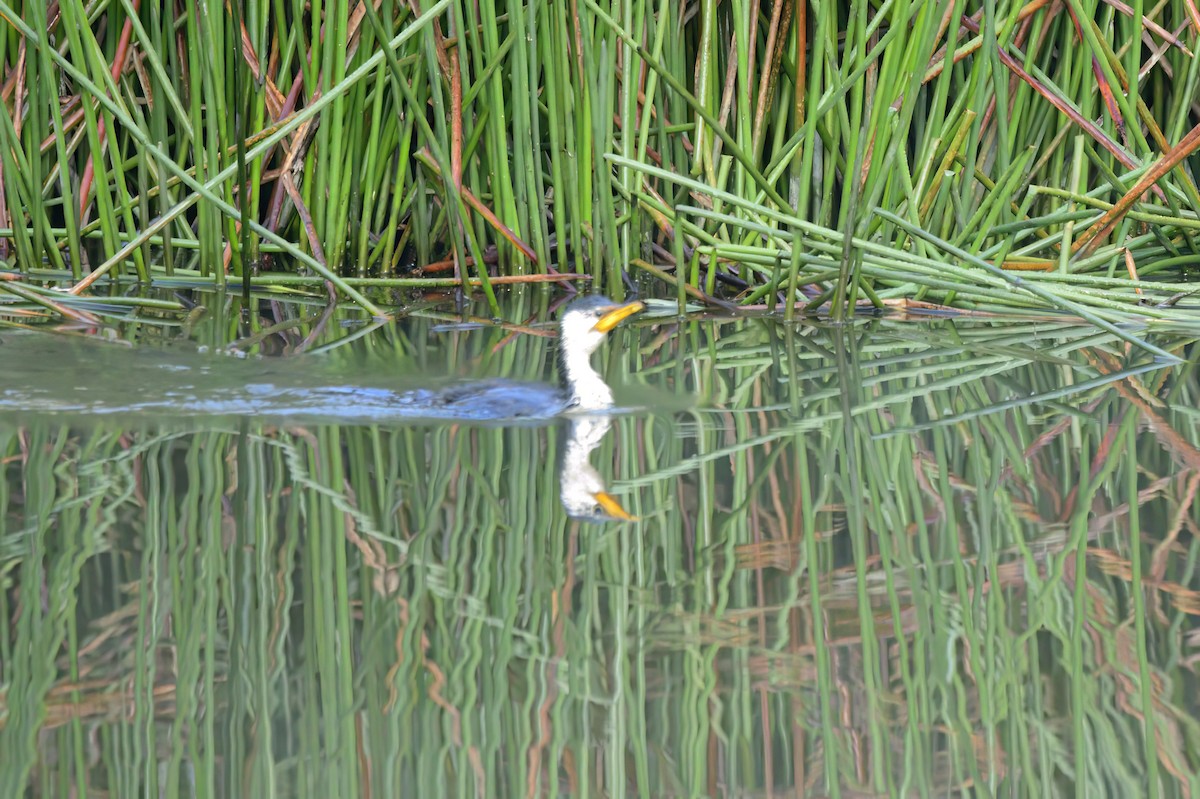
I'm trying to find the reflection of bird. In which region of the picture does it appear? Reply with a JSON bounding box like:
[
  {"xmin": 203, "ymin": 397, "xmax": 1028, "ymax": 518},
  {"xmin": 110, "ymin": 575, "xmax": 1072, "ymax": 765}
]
[
  {"xmin": 402, "ymin": 294, "xmax": 645, "ymax": 520},
  {"xmin": 392, "ymin": 295, "xmax": 645, "ymax": 421},
  {"xmin": 558, "ymin": 415, "xmax": 637, "ymax": 522}
]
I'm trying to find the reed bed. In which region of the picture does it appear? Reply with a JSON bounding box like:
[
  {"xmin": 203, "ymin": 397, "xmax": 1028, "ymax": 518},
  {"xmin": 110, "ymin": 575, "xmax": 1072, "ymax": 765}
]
[
  {"xmin": 0, "ymin": 1, "xmax": 1198, "ymax": 322},
  {"xmin": 2, "ymin": 307, "xmax": 1199, "ymax": 796}
]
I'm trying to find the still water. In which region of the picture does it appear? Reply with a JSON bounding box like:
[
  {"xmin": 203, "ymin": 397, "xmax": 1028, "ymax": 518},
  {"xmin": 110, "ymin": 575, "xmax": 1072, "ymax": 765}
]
[{"xmin": 2, "ymin": 292, "xmax": 1199, "ymax": 797}]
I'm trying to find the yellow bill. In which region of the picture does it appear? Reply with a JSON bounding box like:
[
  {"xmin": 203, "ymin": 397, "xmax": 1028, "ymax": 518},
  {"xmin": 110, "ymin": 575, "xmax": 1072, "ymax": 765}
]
[
  {"xmin": 595, "ymin": 491, "xmax": 639, "ymax": 522},
  {"xmin": 593, "ymin": 300, "xmax": 645, "ymax": 333}
]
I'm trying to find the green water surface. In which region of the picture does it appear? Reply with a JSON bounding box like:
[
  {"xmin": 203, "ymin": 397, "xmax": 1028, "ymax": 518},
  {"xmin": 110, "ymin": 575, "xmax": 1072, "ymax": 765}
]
[{"xmin": 2, "ymin": 294, "xmax": 1199, "ymax": 797}]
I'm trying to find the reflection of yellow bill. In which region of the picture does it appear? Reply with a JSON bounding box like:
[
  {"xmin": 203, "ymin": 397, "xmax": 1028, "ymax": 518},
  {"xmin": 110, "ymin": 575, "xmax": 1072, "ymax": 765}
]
[
  {"xmin": 593, "ymin": 301, "xmax": 645, "ymax": 333},
  {"xmin": 595, "ymin": 491, "xmax": 639, "ymax": 522}
]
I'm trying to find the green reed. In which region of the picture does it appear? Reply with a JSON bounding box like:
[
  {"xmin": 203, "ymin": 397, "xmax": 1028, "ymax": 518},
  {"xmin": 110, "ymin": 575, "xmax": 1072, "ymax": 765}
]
[{"xmin": 0, "ymin": 2, "xmax": 1198, "ymax": 321}]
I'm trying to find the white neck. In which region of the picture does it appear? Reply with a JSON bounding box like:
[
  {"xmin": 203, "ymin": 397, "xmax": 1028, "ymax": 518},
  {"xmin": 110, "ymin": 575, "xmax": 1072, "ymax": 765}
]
[
  {"xmin": 561, "ymin": 344, "xmax": 613, "ymax": 410},
  {"xmin": 558, "ymin": 417, "xmax": 613, "ymax": 516}
]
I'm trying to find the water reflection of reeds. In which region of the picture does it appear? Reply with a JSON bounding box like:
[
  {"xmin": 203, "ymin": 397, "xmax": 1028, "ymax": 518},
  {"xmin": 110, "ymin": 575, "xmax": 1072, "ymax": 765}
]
[{"xmin": 2, "ymin": 313, "xmax": 1199, "ymax": 797}]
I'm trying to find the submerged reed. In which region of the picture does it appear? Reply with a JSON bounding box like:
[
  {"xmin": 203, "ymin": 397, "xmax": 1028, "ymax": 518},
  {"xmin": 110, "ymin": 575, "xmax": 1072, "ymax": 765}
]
[{"xmin": 2, "ymin": 309, "xmax": 1199, "ymax": 795}]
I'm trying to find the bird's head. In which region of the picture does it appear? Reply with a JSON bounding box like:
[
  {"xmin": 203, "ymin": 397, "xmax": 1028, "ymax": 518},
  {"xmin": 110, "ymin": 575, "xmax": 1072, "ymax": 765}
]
[
  {"xmin": 559, "ymin": 461, "xmax": 639, "ymax": 522},
  {"xmin": 558, "ymin": 295, "xmax": 645, "ymax": 358}
]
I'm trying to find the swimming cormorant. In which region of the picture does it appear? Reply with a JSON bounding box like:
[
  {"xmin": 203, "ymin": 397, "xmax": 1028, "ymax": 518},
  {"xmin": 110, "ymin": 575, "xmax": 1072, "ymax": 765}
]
[{"xmin": 392, "ymin": 295, "xmax": 645, "ymax": 420}]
